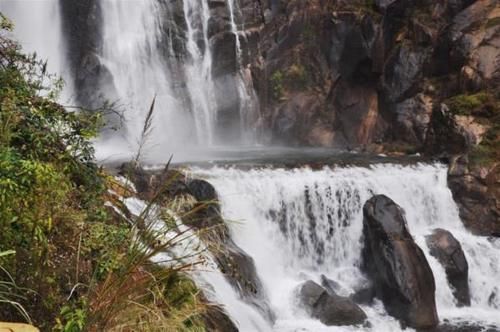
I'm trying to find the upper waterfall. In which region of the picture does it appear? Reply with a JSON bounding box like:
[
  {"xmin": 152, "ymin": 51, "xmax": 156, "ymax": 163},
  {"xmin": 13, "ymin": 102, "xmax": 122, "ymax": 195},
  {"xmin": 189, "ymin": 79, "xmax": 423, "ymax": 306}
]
[
  {"xmin": 0, "ymin": 0, "xmax": 72, "ymax": 101},
  {"xmin": 0, "ymin": 0, "xmax": 261, "ymax": 163}
]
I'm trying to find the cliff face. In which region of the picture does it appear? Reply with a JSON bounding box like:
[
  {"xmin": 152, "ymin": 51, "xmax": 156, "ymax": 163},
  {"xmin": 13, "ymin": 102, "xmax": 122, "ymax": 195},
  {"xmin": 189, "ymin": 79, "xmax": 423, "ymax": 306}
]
[
  {"xmin": 238, "ymin": 0, "xmax": 498, "ymax": 150},
  {"xmin": 235, "ymin": 0, "xmax": 499, "ymax": 235}
]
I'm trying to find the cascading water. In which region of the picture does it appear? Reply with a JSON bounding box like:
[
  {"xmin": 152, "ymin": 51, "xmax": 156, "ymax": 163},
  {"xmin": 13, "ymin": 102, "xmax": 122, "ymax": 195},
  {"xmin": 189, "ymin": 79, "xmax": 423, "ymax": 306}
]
[
  {"xmin": 96, "ymin": 0, "xmax": 194, "ymax": 159},
  {"xmin": 123, "ymin": 191, "xmax": 273, "ymax": 332},
  {"xmin": 226, "ymin": 0, "xmax": 260, "ymax": 143},
  {"xmin": 183, "ymin": 0, "xmax": 218, "ymax": 144},
  {"xmin": 0, "ymin": 0, "xmax": 72, "ymax": 102},
  {"xmin": 2, "ymin": 0, "xmax": 260, "ymax": 161},
  {"xmin": 191, "ymin": 163, "xmax": 500, "ymax": 331}
]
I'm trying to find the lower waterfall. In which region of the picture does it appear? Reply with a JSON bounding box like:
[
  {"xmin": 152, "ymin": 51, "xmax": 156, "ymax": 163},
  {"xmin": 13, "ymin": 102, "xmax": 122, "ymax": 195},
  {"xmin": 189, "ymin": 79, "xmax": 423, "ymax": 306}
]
[{"xmin": 190, "ymin": 163, "xmax": 500, "ymax": 331}]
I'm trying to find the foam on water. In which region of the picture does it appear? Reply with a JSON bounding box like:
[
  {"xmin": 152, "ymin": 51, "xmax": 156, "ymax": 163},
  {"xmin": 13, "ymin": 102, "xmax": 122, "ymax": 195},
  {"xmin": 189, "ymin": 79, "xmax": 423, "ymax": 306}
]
[{"xmin": 192, "ymin": 163, "xmax": 500, "ymax": 331}]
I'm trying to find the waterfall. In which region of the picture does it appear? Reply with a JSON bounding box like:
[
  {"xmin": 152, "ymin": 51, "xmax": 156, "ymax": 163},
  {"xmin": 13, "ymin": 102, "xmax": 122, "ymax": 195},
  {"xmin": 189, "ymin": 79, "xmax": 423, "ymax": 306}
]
[
  {"xmin": 192, "ymin": 164, "xmax": 500, "ymax": 331},
  {"xmin": 2, "ymin": 0, "xmax": 260, "ymax": 161},
  {"xmin": 123, "ymin": 194, "xmax": 272, "ymax": 332},
  {"xmin": 226, "ymin": 0, "xmax": 260, "ymax": 143},
  {"xmin": 0, "ymin": 0, "xmax": 72, "ymax": 102},
  {"xmin": 183, "ymin": 0, "xmax": 218, "ymax": 144},
  {"xmin": 96, "ymin": 0, "xmax": 194, "ymax": 159}
]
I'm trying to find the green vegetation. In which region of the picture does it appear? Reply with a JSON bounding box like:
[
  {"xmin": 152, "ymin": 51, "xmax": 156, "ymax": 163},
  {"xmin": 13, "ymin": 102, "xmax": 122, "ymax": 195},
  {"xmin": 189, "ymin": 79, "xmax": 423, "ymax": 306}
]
[
  {"xmin": 287, "ymin": 64, "xmax": 309, "ymax": 90},
  {"xmin": 0, "ymin": 14, "xmax": 207, "ymax": 331},
  {"xmin": 270, "ymin": 70, "xmax": 284, "ymax": 100},
  {"xmin": 485, "ymin": 17, "xmax": 500, "ymax": 29},
  {"xmin": 270, "ymin": 64, "xmax": 310, "ymax": 101},
  {"xmin": 446, "ymin": 91, "xmax": 492, "ymax": 116},
  {"xmin": 446, "ymin": 90, "xmax": 500, "ymax": 166}
]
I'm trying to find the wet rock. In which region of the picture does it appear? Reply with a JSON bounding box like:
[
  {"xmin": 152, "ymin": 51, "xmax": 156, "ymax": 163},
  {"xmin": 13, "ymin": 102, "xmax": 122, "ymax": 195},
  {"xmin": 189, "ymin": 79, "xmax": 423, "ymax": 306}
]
[
  {"xmin": 211, "ymin": 31, "xmax": 238, "ymax": 77},
  {"xmin": 202, "ymin": 304, "xmax": 239, "ymax": 332},
  {"xmin": 297, "ymin": 280, "xmax": 367, "ymax": 326},
  {"xmin": 350, "ymin": 285, "xmax": 376, "ymax": 305},
  {"xmin": 432, "ymin": 321, "xmax": 500, "ymax": 332},
  {"xmin": 394, "ymin": 93, "xmax": 433, "ymax": 146},
  {"xmin": 447, "ymin": 156, "xmax": 500, "ymax": 237},
  {"xmin": 187, "ymin": 179, "xmax": 218, "ymax": 203},
  {"xmin": 214, "ymin": 237, "xmax": 275, "ymax": 323},
  {"xmin": 382, "ymin": 44, "xmax": 427, "ymax": 103},
  {"xmin": 320, "ymin": 275, "xmax": 344, "ymax": 294},
  {"xmin": 331, "ymin": 80, "xmax": 387, "ymax": 147},
  {"xmin": 426, "ymin": 228, "xmax": 471, "ymax": 306},
  {"xmin": 119, "ymin": 164, "xmax": 188, "ymax": 202},
  {"xmin": 425, "ymin": 104, "xmax": 470, "ymax": 156},
  {"xmin": 362, "ymin": 195, "xmax": 439, "ymax": 329}
]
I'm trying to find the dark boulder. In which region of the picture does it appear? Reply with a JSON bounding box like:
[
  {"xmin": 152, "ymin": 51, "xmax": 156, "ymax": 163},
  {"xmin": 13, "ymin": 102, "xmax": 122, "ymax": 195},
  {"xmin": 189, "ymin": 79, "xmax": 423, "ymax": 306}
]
[
  {"xmin": 320, "ymin": 275, "xmax": 344, "ymax": 295},
  {"xmin": 350, "ymin": 285, "xmax": 377, "ymax": 305},
  {"xmin": 202, "ymin": 304, "xmax": 239, "ymax": 332},
  {"xmin": 432, "ymin": 321, "xmax": 500, "ymax": 332},
  {"xmin": 297, "ymin": 280, "xmax": 367, "ymax": 326},
  {"xmin": 362, "ymin": 195, "xmax": 439, "ymax": 329},
  {"xmin": 426, "ymin": 228, "xmax": 471, "ymax": 306}
]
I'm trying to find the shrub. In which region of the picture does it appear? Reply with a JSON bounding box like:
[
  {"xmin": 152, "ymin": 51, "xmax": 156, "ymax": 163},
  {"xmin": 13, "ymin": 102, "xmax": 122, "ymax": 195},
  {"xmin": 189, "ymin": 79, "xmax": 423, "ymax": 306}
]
[{"xmin": 270, "ymin": 70, "xmax": 284, "ymax": 100}]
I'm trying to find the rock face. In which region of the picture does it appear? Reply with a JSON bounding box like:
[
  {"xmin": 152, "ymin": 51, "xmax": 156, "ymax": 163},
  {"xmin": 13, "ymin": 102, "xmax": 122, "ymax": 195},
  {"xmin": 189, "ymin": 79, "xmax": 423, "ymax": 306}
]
[
  {"xmin": 362, "ymin": 195, "xmax": 439, "ymax": 329},
  {"xmin": 297, "ymin": 280, "xmax": 367, "ymax": 326},
  {"xmin": 426, "ymin": 228, "xmax": 471, "ymax": 306},
  {"xmin": 448, "ymin": 155, "xmax": 500, "ymax": 236}
]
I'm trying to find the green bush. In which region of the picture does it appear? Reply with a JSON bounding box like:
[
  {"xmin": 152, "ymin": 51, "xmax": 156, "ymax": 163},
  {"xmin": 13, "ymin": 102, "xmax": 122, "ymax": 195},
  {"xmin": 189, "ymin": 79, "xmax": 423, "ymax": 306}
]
[
  {"xmin": 0, "ymin": 13, "xmax": 211, "ymax": 332},
  {"xmin": 270, "ymin": 70, "xmax": 284, "ymax": 100},
  {"xmin": 446, "ymin": 92, "xmax": 491, "ymax": 115}
]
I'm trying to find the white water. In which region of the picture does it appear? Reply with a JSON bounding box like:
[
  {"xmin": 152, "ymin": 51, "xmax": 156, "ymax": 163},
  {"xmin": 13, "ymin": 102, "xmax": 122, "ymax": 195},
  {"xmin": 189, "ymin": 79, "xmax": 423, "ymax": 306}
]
[
  {"xmin": 3, "ymin": 0, "xmax": 261, "ymax": 162},
  {"xmin": 123, "ymin": 194, "xmax": 272, "ymax": 332},
  {"xmin": 183, "ymin": 0, "xmax": 218, "ymax": 144},
  {"xmin": 97, "ymin": 0, "xmax": 193, "ymax": 159},
  {"xmin": 226, "ymin": 0, "xmax": 260, "ymax": 143},
  {"xmin": 0, "ymin": 0, "xmax": 72, "ymax": 102},
  {"xmin": 191, "ymin": 164, "xmax": 500, "ymax": 331}
]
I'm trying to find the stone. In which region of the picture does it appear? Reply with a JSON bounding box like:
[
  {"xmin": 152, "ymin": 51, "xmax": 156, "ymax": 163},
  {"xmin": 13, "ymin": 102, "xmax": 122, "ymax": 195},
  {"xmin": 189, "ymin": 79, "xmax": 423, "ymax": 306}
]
[
  {"xmin": 448, "ymin": 159, "xmax": 500, "ymax": 237},
  {"xmin": 297, "ymin": 280, "xmax": 367, "ymax": 326},
  {"xmin": 362, "ymin": 195, "xmax": 439, "ymax": 329},
  {"xmin": 426, "ymin": 228, "xmax": 471, "ymax": 306},
  {"xmin": 394, "ymin": 93, "xmax": 433, "ymax": 146},
  {"xmin": 382, "ymin": 44, "xmax": 427, "ymax": 103},
  {"xmin": 0, "ymin": 323, "xmax": 39, "ymax": 332}
]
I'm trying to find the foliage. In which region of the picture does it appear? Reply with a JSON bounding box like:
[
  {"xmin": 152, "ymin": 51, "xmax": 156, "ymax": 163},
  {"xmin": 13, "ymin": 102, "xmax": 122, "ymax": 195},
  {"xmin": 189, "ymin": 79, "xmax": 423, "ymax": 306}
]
[
  {"xmin": 486, "ymin": 17, "xmax": 500, "ymax": 29},
  {"xmin": 287, "ymin": 64, "xmax": 309, "ymax": 90},
  {"xmin": 270, "ymin": 64, "xmax": 310, "ymax": 101},
  {"xmin": 270, "ymin": 70, "xmax": 284, "ymax": 101},
  {"xmin": 0, "ymin": 13, "xmax": 212, "ymax": 332},
  {"xmin": 446, "ymin": 92, "xmax": 492, "ymax": 116},
  {"xmin": 0, "ymin": 250, "xmax": 32, "ymax": 323},
  {"xmin": 446, "ymin": 90, "xmax": 500, "ymax": 166}
]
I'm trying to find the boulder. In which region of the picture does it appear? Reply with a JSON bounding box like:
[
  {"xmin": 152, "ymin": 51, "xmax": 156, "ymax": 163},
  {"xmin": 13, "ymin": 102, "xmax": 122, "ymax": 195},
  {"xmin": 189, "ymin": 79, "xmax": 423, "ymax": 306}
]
[
  {"xmin": 297, "ymin": 280, "xmax": 367, "ymax": 326},
  {"xmin": 362, "ymin": 195, "xmax": 439, "ymax": 329},
  {"xmin": 350, "ymin": 285, "xmax": 377, "ymax": 305},
  {"xmin": 432, "ymin": 321, "xmax": 500, "ymax": 332},
  {"xmin": 320, "ymin": 275, "xmax": 344, "ymax": 294},
  {"xmin": 426, "ymin": 228, "xmax": 470, "ymax": 306},
  {"xmin": 202, "ymin": 304, "xmax": 239, "ymax": 332}
]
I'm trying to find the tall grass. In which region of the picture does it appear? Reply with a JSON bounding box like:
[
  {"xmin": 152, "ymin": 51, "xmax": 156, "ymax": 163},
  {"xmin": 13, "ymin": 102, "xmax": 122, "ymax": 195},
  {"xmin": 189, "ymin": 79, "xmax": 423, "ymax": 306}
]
[{"xmin": 0, "ymin": 250, "xmax": 32, "ymax": 324}]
